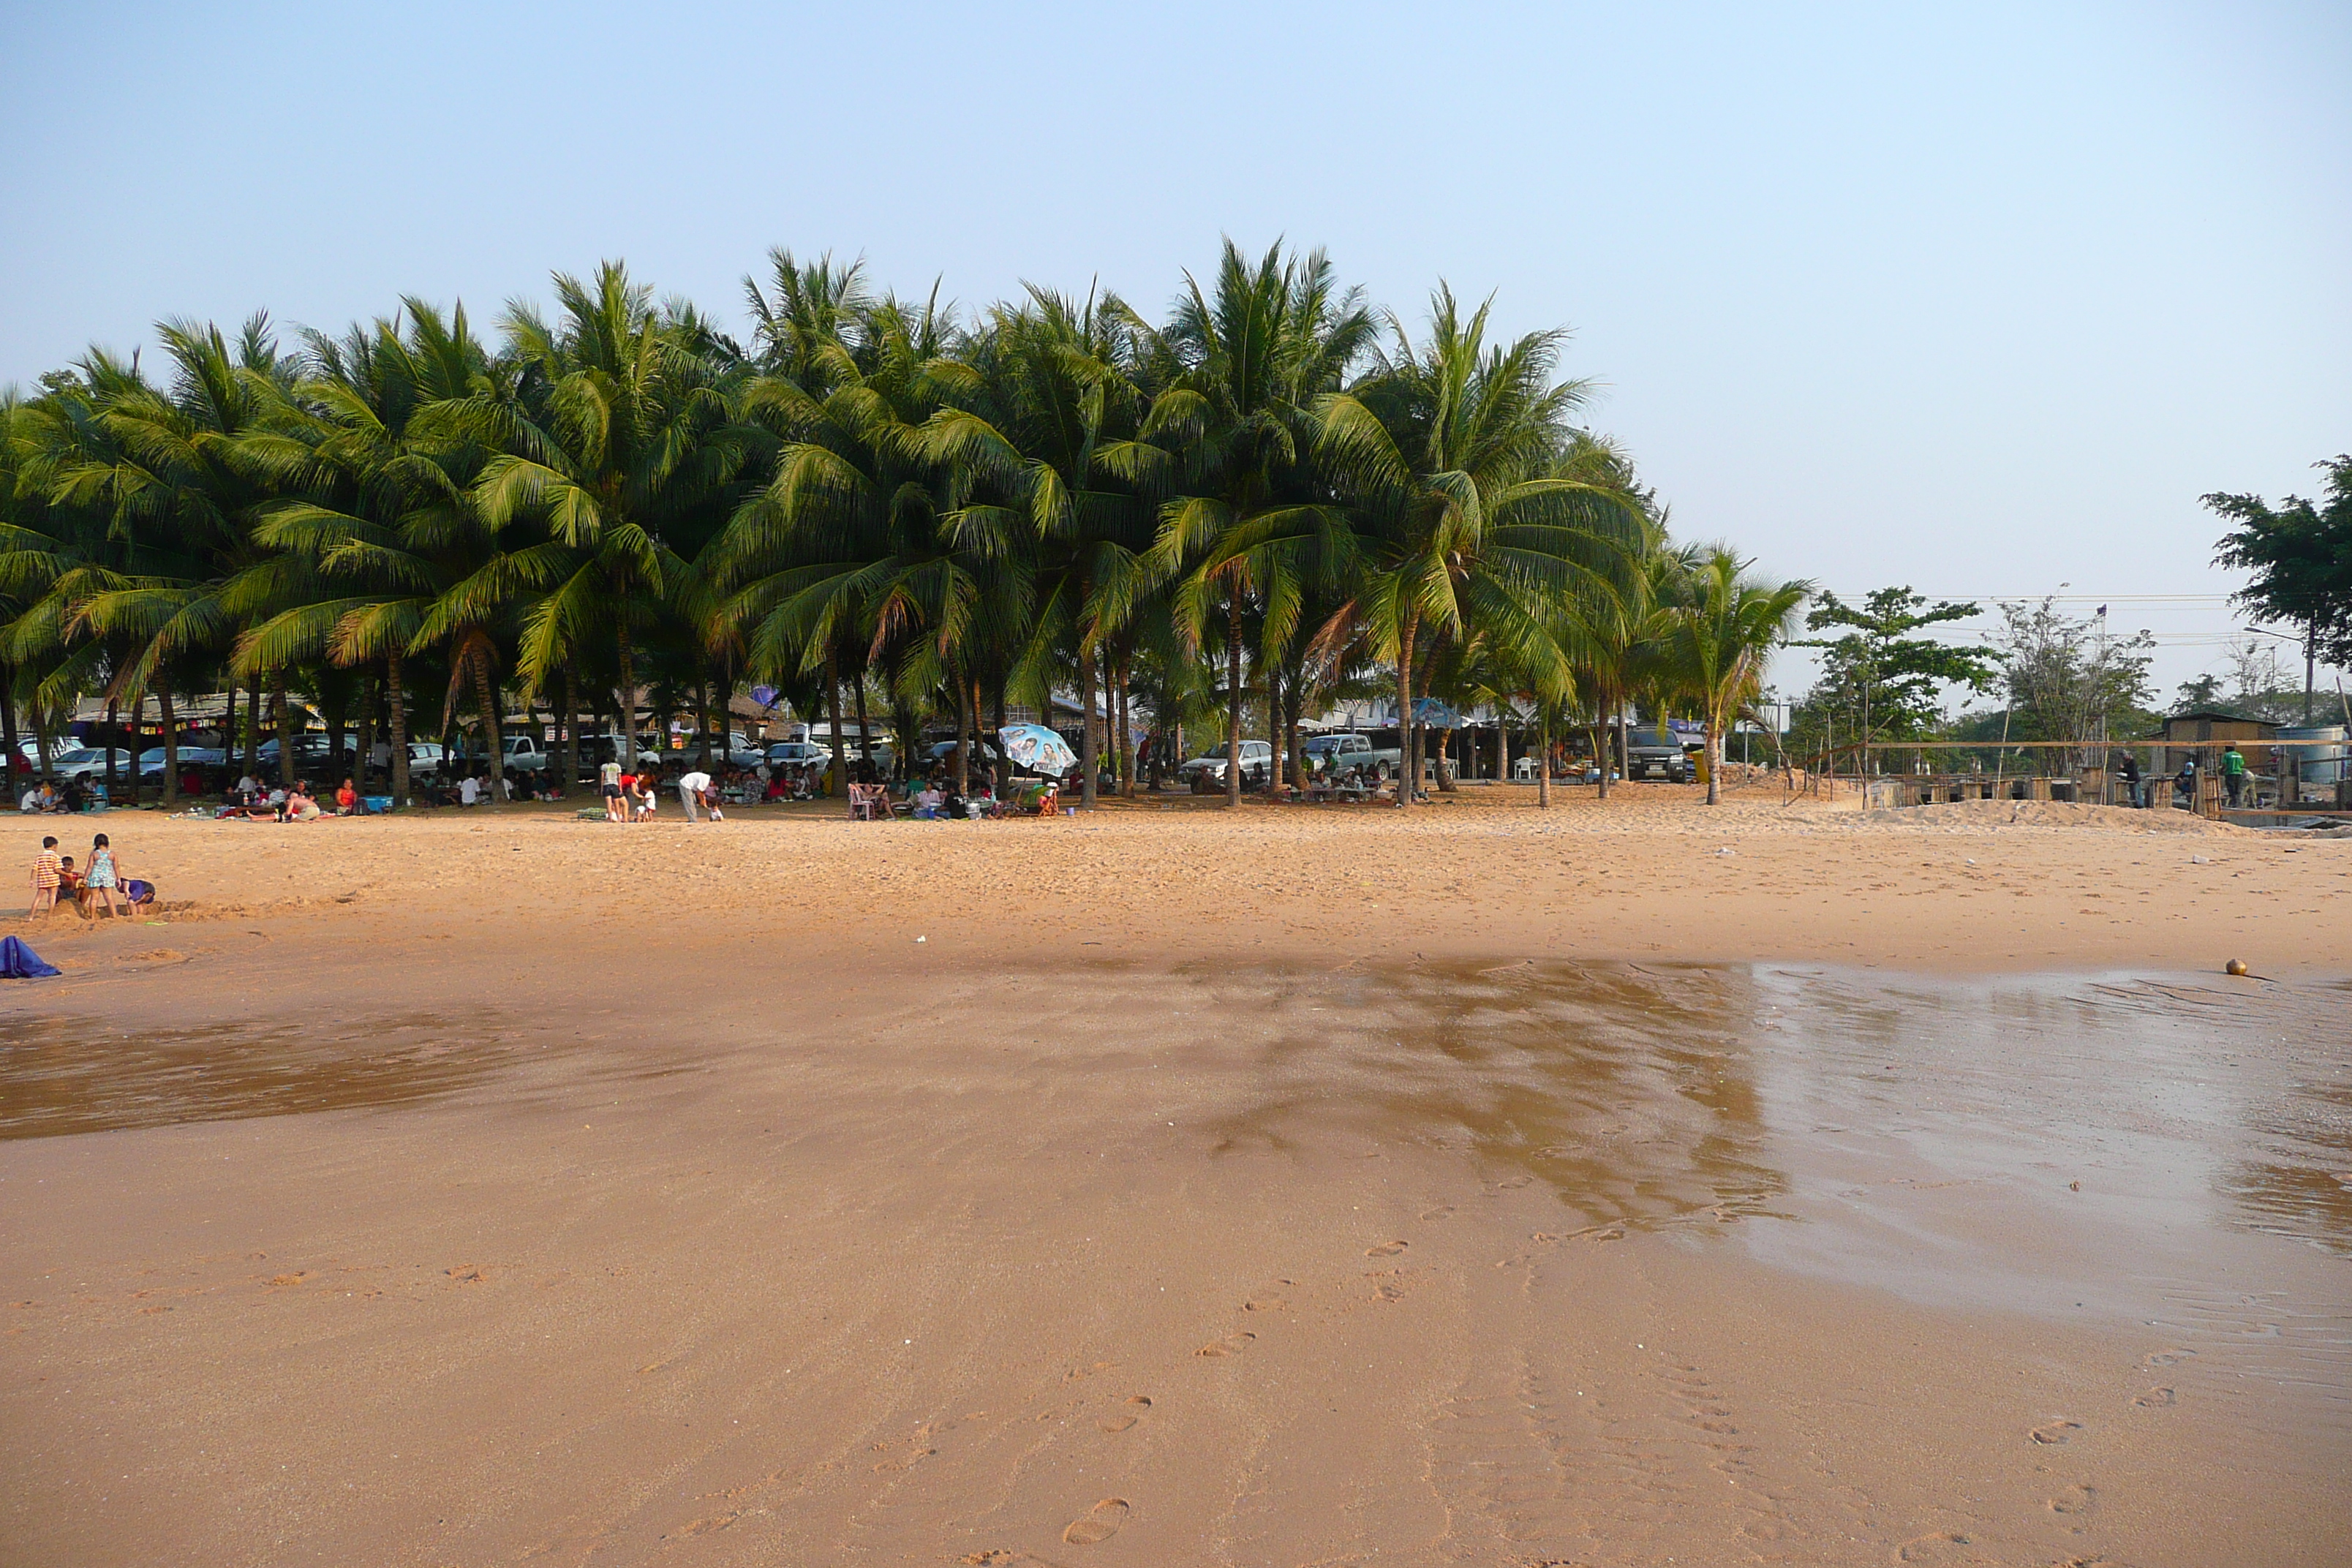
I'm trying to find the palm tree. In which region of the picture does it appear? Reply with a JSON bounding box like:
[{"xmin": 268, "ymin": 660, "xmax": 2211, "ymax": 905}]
[
  {"xmin": 227, "ymin": 301, "xmax": 506, "ymax": 808},
  {"xmin": 923, "ymin": 287, "xmax": 1163, "ymax": 807},
  {"xmin": 470, "ymin": 262, "xmax": 742, "ymax": 788},
  {"xmin": 1144, "ymin": 240, "xmax": 1376, "ymax": 805},
  {"xmin": 30, "ymin": 319, "xmax": 304, "ymax": 786},
  {"xmin": 1317, "ymin": 287, "xmax": 1650, "ymax": 807},
  {"xmin": 711, "ymin": 287, "xmax": 986, "ymax": 794},
  {"xmin": 1656, "ymin": 547, "xmax": 1810, "ymax": 804}
]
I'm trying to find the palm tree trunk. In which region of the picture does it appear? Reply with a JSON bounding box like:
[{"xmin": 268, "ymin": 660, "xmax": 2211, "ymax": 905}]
[
  {"xmin": 273, "ymin": 683, "xmax": 295, "ymax": 789},
  {"xmin": 1537, "ymin": 709, "xmax": 1552, "ymax": 807},
  {"xmin": 1078, "ymin": 642, "xmax": 1099, "ymax": 809},
  {"xmin": 1284, "ymin": 666, "xmax": 1304, "ymax": 796},
  {"xmin": 242, "ymin": 687, "xmax": 261, "ymax": 780},
  {"xmin": 825, "ymin": 649, "xmax": 847, "ymax": 799},
  {"xmin": 472, "ymin": 652, "xmax": 504, "ymax": 807},
  {"xmin": 616, "ymin": 626, "xmax": 636, "ymax": 773},
  {"xmin": 1393, "ymin": 619, "xmax": 1415, "ymax": 808},
  {"xmin": 161, "ymin": 690, "xmax": 178, "ymax": 806},
  {"xmin": 0, "ymin": 666, "xmax": 17, "ymax": 804},
  {"xmin": 104, "ymin": 698, "xmax": 119, "ymax": 799},
  {"xmin": 355, "ymin": 675, "xmax": 377, "ymax": 791},
  {"xmin": 388, "ymin": 653, "xmax": 410, "ymax": 809},
  {"xmin": 851, "ymin": 670, "xmax": 870, "ymax": 783},
  {"xmin": 1705, "ymin": 719, "xmax": 1725, "ymax": 806},
  {"xmin": 1114, "ymin": 657, "xmax": 1133, "ymax": 798},
  {"xmin": 325, "ymin": 686, "xmax": 347, "ymax": 787},
  {"xmin": 562, "ymin": 664, "xmax": 580, "ymax": 798},
  {"xmin": 696, "ymin": 677, "xmax": 713, "ymax": 770},
  {"xmin": 1225, "ymin": 592, "xmax": 1244, "ymax": 808},
  {"xmin": 952, "ymin": 674, "xmax": 970, "ymax": 796}
]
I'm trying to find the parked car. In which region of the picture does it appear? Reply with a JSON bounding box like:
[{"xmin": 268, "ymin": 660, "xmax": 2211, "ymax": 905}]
[
  {"xmin": 1181, "ymin": 739, "xmax": 1275, "ymax": 790},
  {"xmin": 1302, "ymin": 732, "xmax": 1398, "ymax": 780},
  {"xmin": 922, "ymin": 739, "xmax": 1012, "ymax": 774},
  {"xmin": 12, "ymin": 738, "xmax": 81, "ymax": 769},
  {"xmin": 137, "ymin": 745, "xmax": 230, "ymax": 780},
  {"xmin": 257, "ymin": 734, "xmax": 358, "ymax": 769},
  {"xmin": 49, "ymin": 746, "xmax": 136, "ymax": 783},
  {"xmin": 768, "ymin": 740, "xmax": 834, "ymax": 770}
]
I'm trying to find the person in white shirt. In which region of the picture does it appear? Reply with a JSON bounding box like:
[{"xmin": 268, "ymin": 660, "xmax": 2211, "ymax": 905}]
[
  {"xmin": 458, "ymin": 774, "xmax": 480, "ymax": 807},
  {"xmin": 676, "ymin": 769, "xmax": 711, "ymax": 823}
]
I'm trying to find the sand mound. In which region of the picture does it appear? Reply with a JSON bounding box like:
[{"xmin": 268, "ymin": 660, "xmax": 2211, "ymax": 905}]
[{"xmin": 1855, "ymin": 799, "xmax": 2242, "ymax": 834}]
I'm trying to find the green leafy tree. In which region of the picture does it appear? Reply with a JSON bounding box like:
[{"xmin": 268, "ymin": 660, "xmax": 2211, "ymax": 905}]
[
  {"xmin": 1793, "ymin": 587, "xmax": 1996, "ymax": 761},
  {"xmin": 2206, "ymin": 455, "xmax": 2352, "ymax": 723},
  {"xmin": 1989, "ymin": 598, "xmax": 2155, "ymax": 769}
]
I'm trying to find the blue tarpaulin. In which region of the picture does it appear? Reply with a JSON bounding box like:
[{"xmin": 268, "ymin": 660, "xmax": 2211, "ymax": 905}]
[
  {"xmin": 0, "ymin": 935, "xmax": 60, "ymax": 979},
  {"xmin": 1411, "ymin": 697, "xmax": 1466, "ymax": 729}
]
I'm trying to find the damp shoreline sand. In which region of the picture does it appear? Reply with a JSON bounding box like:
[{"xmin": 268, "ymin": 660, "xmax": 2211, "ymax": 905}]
[{"xmin": 1, "ymin": 783, "xmax": 2346, "ymax": 1566}]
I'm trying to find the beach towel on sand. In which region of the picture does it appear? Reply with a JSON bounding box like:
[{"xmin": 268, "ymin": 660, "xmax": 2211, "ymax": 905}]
[{"xmin": 0, "ymin": 935, "xmax": 60, "ymax": 979}]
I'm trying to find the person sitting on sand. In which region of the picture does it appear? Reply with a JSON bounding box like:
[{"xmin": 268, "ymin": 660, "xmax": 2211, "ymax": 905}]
[
  {"xmin": 334, "ymin": 777, "xmax": 360, "ymax": 815},
  {"xmin": 278, "ymin": 783, "xmax": 321, "ymax": 822},
  {"xmin": 914, "ymin": 780, "xmax": 944, "ymax": 820},
  {"xmin": 30, "ymin": 835, "xmax": 62, "ymax": 916}
]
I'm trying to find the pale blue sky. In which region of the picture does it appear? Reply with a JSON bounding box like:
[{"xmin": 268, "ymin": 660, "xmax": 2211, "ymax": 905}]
[{"xmin": 5, "ymin": 1, "xmax": 2346, "ymax": 698}]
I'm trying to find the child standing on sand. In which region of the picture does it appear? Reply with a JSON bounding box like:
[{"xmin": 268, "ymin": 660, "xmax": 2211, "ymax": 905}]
[
  {"xmin": 83, "ymin": 833, "xmax": 130, "ymax": 919},
  {"xmin": 30, "ymin": 836, "xmax": 61, "ymax": 915}
]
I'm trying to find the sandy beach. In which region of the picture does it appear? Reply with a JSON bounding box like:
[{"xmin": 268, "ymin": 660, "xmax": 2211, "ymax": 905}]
[{"xmin": 2, "ymin": 782, "xmax": 2346, "ymax": 1566}]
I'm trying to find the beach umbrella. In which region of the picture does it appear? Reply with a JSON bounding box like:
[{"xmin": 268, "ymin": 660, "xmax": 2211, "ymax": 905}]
[{"xmin": 997, "ymin": 723, "xmax": 1077, "ymax": 775}]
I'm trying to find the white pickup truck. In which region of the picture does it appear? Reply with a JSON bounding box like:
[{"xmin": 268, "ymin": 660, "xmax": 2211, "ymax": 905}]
[{"xmin": 1302, "ymin": 731, "xmax": 1401, "ymax": 781}]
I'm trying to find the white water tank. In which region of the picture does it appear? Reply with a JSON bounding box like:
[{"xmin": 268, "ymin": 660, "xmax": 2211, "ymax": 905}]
[{"xmin": 2275, "ymin": 725, "xmax": 2348, "ymax": 791}]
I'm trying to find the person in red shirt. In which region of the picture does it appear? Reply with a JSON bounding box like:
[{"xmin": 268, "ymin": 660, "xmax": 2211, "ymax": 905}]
[{"xmin": 335, "ymin": 777, "xmax": 361, "ymax": 815}]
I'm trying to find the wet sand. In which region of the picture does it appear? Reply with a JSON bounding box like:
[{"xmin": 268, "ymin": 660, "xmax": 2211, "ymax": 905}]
[{"xmin": 1, "ymin": 785, "xmax": 2347, "ymax": 1565}]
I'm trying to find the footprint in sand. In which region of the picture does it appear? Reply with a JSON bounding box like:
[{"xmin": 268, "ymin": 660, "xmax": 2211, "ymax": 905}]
[
  {"xmin": 2141, "ymin": 1347, "xmax": 2196, "ymax": 1369},
  {"xmin": 2047, "ymin": 1482, "xmax": 2097, "ymax": 1529},
  {"xmin": 1894, "ymin": 1532, "xmax": 1991, "ymax": 1564},
  {"xmin": 1196, "ymin": 1332, "xmax": 1255, "ymax": 1358},
  {"xmin": 1371, "ymin": 1282, "xmax": 1405, "ymax": 1303},
  {"xmin": 1365, "ymin": 1240, "xmax": 1409, "ymax": 1257},
  {"xmin": 1243, "ymin": 1290, "xmax": 1289, "ymax": 1312},
  {"xmin": 1098, "ymin": 1396, "xmax": 1151, "ymax": 1433},
  {"xmin": 2132, "ymin": 1386, "xmax": 2176, "ymax": 1408},
  {"xmin": 1418, "ymin": 1205, "xmax": 1455, "ymax": 1221},
  {"xmin": 2029, "ymin": 1420, "xmax": 2084, "ymax": 1445},
  {"xmin": 1574, "ymin": 1224, "xmax": 1627, "ymax": 1243},
  {"xmin": 1061, "ymin": 1497, "xmax": 1130, "ymax": 1545}
]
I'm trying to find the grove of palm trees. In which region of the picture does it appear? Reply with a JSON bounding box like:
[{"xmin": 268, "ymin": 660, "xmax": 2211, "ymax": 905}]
[{"xmin": 0, "ymin": 241, "xmax": 1805, "ymax": 815}]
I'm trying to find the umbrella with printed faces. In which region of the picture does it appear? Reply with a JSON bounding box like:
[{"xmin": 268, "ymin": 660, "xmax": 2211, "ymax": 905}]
[
  {"xmin": 997, "ymin": 723, "xmax": 1077, "ymax": 776},
  {"xmin": 1411, "ymin": 696, "xmax": 1466, "ymax": 729}
]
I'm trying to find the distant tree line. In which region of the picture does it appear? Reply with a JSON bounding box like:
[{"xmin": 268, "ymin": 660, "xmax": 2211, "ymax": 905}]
[{"xmin": 0, "ymin": 240, "xmax": 1811, "ymax": 809}]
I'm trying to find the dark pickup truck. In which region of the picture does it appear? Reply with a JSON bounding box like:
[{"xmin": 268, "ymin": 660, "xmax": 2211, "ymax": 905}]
[{"xmin": 1623, "ymin": 737, "xmax": 1695, "ymax": 783}]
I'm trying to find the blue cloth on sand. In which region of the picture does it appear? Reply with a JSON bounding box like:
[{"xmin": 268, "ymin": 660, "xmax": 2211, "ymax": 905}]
[{"xmin": 0, "ymin": 935, "xmax": 60, "ymax": 979}]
